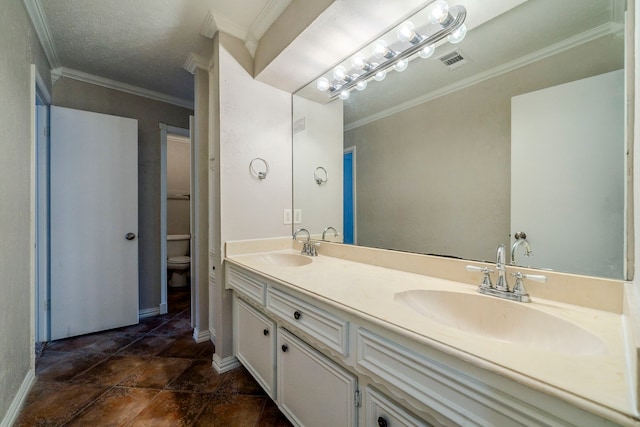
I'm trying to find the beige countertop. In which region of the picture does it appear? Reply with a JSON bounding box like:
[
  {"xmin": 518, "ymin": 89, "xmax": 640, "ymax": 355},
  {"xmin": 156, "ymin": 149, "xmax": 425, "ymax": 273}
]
[{"xmin": 225, "ymin": 240, "xmax": 639, "ymax": 425}]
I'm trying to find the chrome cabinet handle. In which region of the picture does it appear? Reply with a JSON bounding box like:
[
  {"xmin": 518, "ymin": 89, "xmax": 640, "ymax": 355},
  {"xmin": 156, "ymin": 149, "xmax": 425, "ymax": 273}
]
[{"xmin": 125, "ymin": 232, "xmax": 136, "ymax": 240}]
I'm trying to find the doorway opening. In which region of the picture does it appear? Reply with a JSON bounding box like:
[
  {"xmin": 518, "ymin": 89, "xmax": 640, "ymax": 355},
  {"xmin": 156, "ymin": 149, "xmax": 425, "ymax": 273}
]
[
  {"xmin": 343, "ymin": 146, "xmax": 356, "ymax": 245},
  {"xmin": 160, "ymin": 125, "xmax": 192, "ymax": 323}
]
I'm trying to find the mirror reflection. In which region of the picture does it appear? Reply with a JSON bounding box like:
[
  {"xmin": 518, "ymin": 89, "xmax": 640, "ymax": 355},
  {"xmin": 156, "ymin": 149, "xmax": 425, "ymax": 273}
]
[{"xmin": 293, "ymin": 0, "xmax": 627, "ymax": 279}]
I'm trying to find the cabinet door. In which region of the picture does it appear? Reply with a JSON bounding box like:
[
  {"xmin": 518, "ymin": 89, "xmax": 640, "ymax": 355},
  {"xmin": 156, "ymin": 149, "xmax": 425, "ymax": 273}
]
[
  {"xmin": 235, "ymin": 297, "xmax": 276, "ymax": 398},
  {"xmin": 277, "ymin": 328, "xmax": 358, "ymax": 427}
]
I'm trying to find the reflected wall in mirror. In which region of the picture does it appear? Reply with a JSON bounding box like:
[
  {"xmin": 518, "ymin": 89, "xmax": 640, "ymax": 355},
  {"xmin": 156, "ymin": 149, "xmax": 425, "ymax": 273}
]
[{"xmin": 293, "ymin": 0, "xmax": 627, "ymax": 279}]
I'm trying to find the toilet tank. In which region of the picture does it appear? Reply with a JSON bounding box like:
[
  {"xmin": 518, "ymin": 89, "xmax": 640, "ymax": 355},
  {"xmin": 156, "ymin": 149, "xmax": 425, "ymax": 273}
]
[{"xmin": 167, "ymin": 234, "xmax": 190, "ymax": 258}]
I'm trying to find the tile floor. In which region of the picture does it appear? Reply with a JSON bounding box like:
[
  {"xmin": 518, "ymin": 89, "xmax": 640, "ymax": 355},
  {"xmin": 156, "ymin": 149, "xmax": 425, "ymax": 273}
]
[{"xmin": 15, "ymin": 286, "xmax": 292, "ymax": 426}]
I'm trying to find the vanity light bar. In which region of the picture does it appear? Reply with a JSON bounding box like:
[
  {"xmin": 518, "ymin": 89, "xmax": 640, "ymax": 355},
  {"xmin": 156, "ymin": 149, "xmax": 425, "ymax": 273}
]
[{"xmin": 317, "ymin": 2, "xmax": 467, "ymax": 101}]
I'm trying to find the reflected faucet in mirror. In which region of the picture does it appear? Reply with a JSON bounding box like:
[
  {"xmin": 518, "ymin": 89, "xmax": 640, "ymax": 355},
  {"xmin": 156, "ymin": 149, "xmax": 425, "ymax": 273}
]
[
  {"xmin": 322, "ymin": 226, "xmax": 338, "ymax": 241},
  {"xmin": 511, "ymin": 231, "xmax": 533, "ymax": 266}
]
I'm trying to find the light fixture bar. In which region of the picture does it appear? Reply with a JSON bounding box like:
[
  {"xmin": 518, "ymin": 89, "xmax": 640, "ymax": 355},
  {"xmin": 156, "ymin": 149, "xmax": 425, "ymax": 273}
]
[{"xmin": 327, "ymin": 4, "xmax": 467, "ymax": 100}]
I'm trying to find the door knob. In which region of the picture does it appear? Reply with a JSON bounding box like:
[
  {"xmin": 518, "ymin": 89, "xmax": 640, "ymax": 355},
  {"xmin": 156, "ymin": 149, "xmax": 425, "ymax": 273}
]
[{"xmin": 125, "ymin": 232, "xmax": 136, "ymax": 240}]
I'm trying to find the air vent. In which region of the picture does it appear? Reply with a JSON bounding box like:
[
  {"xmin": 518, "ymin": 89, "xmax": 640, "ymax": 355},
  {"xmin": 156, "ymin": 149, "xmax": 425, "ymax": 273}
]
[{"xmin": 437, "ymin": 49, "xmax": 470, "ymax": 70}]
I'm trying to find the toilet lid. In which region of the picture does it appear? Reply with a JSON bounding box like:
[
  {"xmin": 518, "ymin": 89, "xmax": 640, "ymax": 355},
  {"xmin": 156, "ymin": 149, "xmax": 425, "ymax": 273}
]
[{"xmin": 168, "ymin": 256, "xmax": 190, "ymax": 263}]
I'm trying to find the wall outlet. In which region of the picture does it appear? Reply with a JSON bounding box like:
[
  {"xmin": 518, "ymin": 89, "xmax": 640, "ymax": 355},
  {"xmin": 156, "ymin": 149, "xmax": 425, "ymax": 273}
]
[
  {"xmin": 293, "ymin": 209, "xmax": 302, "ymax": 224},
  {"xmin": 283, "ymin": 209, "xmax": 292, "ymax": 225}
]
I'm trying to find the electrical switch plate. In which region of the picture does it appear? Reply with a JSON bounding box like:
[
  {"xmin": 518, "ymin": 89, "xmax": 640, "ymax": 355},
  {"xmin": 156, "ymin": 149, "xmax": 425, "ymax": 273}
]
[
  {"xmin": 283, "ymin": 209, "xmax": 292, "ymax": 225},
  {"xmin": 293, "ymin": 209, "xmax": 302, "ymax": 224}
]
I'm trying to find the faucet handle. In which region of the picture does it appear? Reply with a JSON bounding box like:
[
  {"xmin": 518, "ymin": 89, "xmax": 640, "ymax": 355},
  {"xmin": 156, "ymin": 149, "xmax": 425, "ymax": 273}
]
[
  {"xmin": 466, "ymin": 265, "xmax": 494, "ymax": 289},
  {"xmin": 510, "ymin": 272, "xmax": 546, "ymax": 300}
]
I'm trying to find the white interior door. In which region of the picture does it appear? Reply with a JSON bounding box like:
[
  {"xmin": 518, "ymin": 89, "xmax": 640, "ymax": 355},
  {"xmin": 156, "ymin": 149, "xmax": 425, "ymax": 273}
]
[
  {"xmin": 50, "ymin": 106, "xmax": 139, "ymax": 340},
  {"xmin": 511, "ymin": 70, "xmax": 624, "ymax": 278}
]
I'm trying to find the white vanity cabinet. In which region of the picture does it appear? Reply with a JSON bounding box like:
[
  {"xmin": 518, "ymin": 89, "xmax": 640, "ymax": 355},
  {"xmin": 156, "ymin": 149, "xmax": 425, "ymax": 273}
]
[
  {"xmin": 229, "ymin": 263, "xmax": 359, "ymax": 426},
  {"xmin": 277, "ymin": 327, "xmax": 358, "ymax": 427},
  {"xmin": 234, "ymin": 296, "xmax": 276, "ymax": 398},
  {"xmin": 226, "ymin": 260, "xmax": 620, "ymax": 427}
]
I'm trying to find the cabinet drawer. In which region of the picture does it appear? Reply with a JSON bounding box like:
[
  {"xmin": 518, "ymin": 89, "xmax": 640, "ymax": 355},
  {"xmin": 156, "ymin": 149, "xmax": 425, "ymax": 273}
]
[
  {"xmin": 234, "ymin": 297, "xmax": 276, "ymax": 398},
  {"xmin": 365, "ymin": 386, "xmax": 431, "ymax": 427},
  {"xmin": 267, "ymin": 287, "xmax": 349, "ymax": 356},
  {"xmin": 227, "ymin": 264, "xmax": 266, "ymax": 305}
]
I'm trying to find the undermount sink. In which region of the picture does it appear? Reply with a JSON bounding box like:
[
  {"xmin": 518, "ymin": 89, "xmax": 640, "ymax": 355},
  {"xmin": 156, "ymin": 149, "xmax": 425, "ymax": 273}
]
[
  {"xmin": 247, "ymin": 253, "xmax": 312, "ymax": 267},
  {"xmin": 394, "ymin": 290, "xmax": 607, "ymax": 356}
]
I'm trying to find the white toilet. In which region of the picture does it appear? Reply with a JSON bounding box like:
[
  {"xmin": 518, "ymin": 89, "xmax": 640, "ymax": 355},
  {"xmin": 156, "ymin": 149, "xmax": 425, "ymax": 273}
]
[{"xmin": 167, "ymin": 234, "xmax": 190, "ymax": 287}]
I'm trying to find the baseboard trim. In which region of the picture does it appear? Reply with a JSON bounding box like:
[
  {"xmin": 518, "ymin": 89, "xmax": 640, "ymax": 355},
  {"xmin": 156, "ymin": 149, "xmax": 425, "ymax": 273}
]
[
  {"xmin": 193, "ymin": 327, "xmax": 211, "ymax": 343},
  {"xmin": 159, "ymin": 302, "xmax": 168, "ymax": 315},
  {"xmin": 139, "ymin": 307, "xmax": 160, "ymax": 319},
  {"xmin": 0, "ymin": 369, "xmax": 35, "ymax": 427},
  {"xmin": 212, "ymin": 354, "xmax": 240, "ymax": 374}
]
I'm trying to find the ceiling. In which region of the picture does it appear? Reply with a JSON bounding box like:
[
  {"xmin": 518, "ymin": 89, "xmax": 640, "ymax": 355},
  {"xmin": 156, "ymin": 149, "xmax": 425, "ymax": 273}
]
[{"xmin": 24, "ymin": 0, "xmax": 292, "ymax": 108}]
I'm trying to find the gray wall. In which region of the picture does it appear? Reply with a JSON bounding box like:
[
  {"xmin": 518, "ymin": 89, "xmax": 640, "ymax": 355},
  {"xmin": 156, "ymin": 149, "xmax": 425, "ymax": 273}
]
[
  {"xmin": 0, "ymin": 0, "xmax": 51, "ymax": 421},
  {"xmin": 53, "ymin": 78, "xmax": 192, "ymax": 311},
  {"xmin": 345, "ymin": 36, "xmax": 624, "ymax": 263}
]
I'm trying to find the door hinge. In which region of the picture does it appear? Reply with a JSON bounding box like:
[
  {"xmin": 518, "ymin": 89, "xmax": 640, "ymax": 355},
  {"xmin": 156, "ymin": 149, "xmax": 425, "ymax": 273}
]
[
  {"xmin": 45, "ymin": 299, "xmax": 51, "ymax": 311},
  {"xmin": 355, "ymin": 390, "xmax": 361, "ymax": 407},
  {"xmin": 44, "ymin": 126, "xmax": 50, "ymax": 137}
]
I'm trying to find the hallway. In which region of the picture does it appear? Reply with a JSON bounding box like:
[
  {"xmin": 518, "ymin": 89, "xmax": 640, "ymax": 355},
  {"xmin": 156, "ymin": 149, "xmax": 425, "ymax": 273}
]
[{"xmin": 15, "ymin": 287, "xmax": 292, "ymax": 426}]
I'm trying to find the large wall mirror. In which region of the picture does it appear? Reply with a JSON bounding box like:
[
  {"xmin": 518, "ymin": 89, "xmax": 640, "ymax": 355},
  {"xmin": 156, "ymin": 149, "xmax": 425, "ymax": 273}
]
[{"xmin": 293, "ymin": 0, "xmax": 630, "ymax": 280}]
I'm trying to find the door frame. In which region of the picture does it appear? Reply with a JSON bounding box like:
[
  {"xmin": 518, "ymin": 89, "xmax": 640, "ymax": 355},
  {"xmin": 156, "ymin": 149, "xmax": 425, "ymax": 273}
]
[
  {"xmin": 32, "ymin": 65, "xmax": 52, "ymax": 347},
  {"xmin": 344, "ymin": 146, "xmax": 357, "ymax": 245},
  {"xmin": 159, "ymin": 124, "xmax": 191, "ymax": 319}
]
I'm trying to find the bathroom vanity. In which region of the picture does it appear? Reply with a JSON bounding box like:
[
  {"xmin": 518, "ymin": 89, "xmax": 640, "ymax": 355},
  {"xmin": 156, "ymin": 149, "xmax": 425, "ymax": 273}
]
[{"xmin": 224, "ymin": 238, "xmax": 640, "ymax": 426}]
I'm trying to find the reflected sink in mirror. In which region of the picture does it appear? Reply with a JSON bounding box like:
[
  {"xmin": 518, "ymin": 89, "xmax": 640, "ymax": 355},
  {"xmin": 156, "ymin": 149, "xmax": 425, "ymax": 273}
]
[
  {"xmin": 394, "ymin": 290, "xmax": 607, "ymax": 356},
  {"xmin": 246, "ymin": 253, "xmax": 313, "ymax": 267}
]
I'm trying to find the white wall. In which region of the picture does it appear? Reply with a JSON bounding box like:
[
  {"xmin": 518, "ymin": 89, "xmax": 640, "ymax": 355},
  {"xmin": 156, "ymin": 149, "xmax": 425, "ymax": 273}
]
[
  {"xmin": 210, "ymin": 33, "xmax": 293, "ymax": 368},
  {"xmin": 219, "ymin": 46, "xmax": 293, "ymax": 242},
  {"xmin": 292, "ymin": 95, "xmax": 343, "ymax": 238}
]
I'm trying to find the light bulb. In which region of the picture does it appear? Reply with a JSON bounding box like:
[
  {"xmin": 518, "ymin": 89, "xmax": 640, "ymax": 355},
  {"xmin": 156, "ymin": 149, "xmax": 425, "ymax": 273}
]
[
  {"xmin": 373, "ymin": 40, "xmax": 393, "ymax": 59},
  {"xmin": 356, "ymin": 80, "xmax": 368, "ymax": 91},
  {"xmin": 397, "ymin": 21, "xmax": 420, "ymax": 44},
  {"xmin": 448, "ymin": 24, "xmax": 467, "ymax": 44},
  {"xmin": 351, "ymin": 54, "xmax": 370, "ymax": 71},
  {"xmin": 393, "ymin": 59, "xmax": 408, "ymax": 72},
  {"xmin": 333, "ymin": 65, "xmax": 348, "ymax": 81},
  {"xmin": 428, "ymin": 0, "xmax": 449, "ymax": 24},
  {"xmin": 339, "ymin": 90, "xmax": 350, "ymax": 100},
  {"xmin": 418, "ymin": 44, "xmax": 435, "ymax": 59},
  {"xmin": 316, "ymin": 77, "xmax": 330, "ymax": 92},
  {"xmin": 374, "ymin": 69, "xmax": 387, "ymax": 81}
]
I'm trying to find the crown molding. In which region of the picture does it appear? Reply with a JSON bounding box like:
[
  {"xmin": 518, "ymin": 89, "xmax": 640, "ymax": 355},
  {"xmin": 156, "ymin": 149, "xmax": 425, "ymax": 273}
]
[
  {"xmin": 200, "ymin": 0, "xmax": 291, "ymax": 58},
  {"xmin": 51, "ymin": 67, "xmax": 194, "ymax": 110},
  {"xmin": 184, "ymin": 53, "xmax": 214, "ymax": 74},
  {"xmin": 345, "ymin": 23, "xmax": 616, "ymax": 131},
  {"xmin": 249, "ymin": 0, "xmax": 292, "ymax": 40},
  {"xmin": 200, "ymin": 10, "xmax": 218, "ymax": 38},
  {"xmin": 22, "ymin": 0, "xmax": 60, "ymax": 68}
]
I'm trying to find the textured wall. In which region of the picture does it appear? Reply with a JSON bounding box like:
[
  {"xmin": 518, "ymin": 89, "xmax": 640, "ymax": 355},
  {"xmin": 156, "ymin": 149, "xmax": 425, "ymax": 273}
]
[
  {"xmin": 0, "ymin": 0, "xmax": 51, "ymax": 422},
  {"xmin": 345, "ymin": 36, "xmax": 624, "ymax": 263},
  {"xmin": 52, "ymin": 79, "xmax": 192, "ymax": 311}
]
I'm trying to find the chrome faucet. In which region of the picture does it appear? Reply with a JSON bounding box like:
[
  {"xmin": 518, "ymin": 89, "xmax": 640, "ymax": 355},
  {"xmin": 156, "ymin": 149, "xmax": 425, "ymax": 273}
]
[
  {"xmin": 322, "ymin": 226, "xmax": 338, "ymax": 241},
  {"xmin": 466, "ymin": 243, "xmax": 547, "ymax": 303},
  {"xmin": 293, "ymin": 228, "xmax": 318, "ymax": 256},
  {"xmin": 511, "ymin": 232, "xmax": 533, "ymax": 265},
  {"xmin": 495, "ymin": 244, "xmax": 509, "ymax": 292}
]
